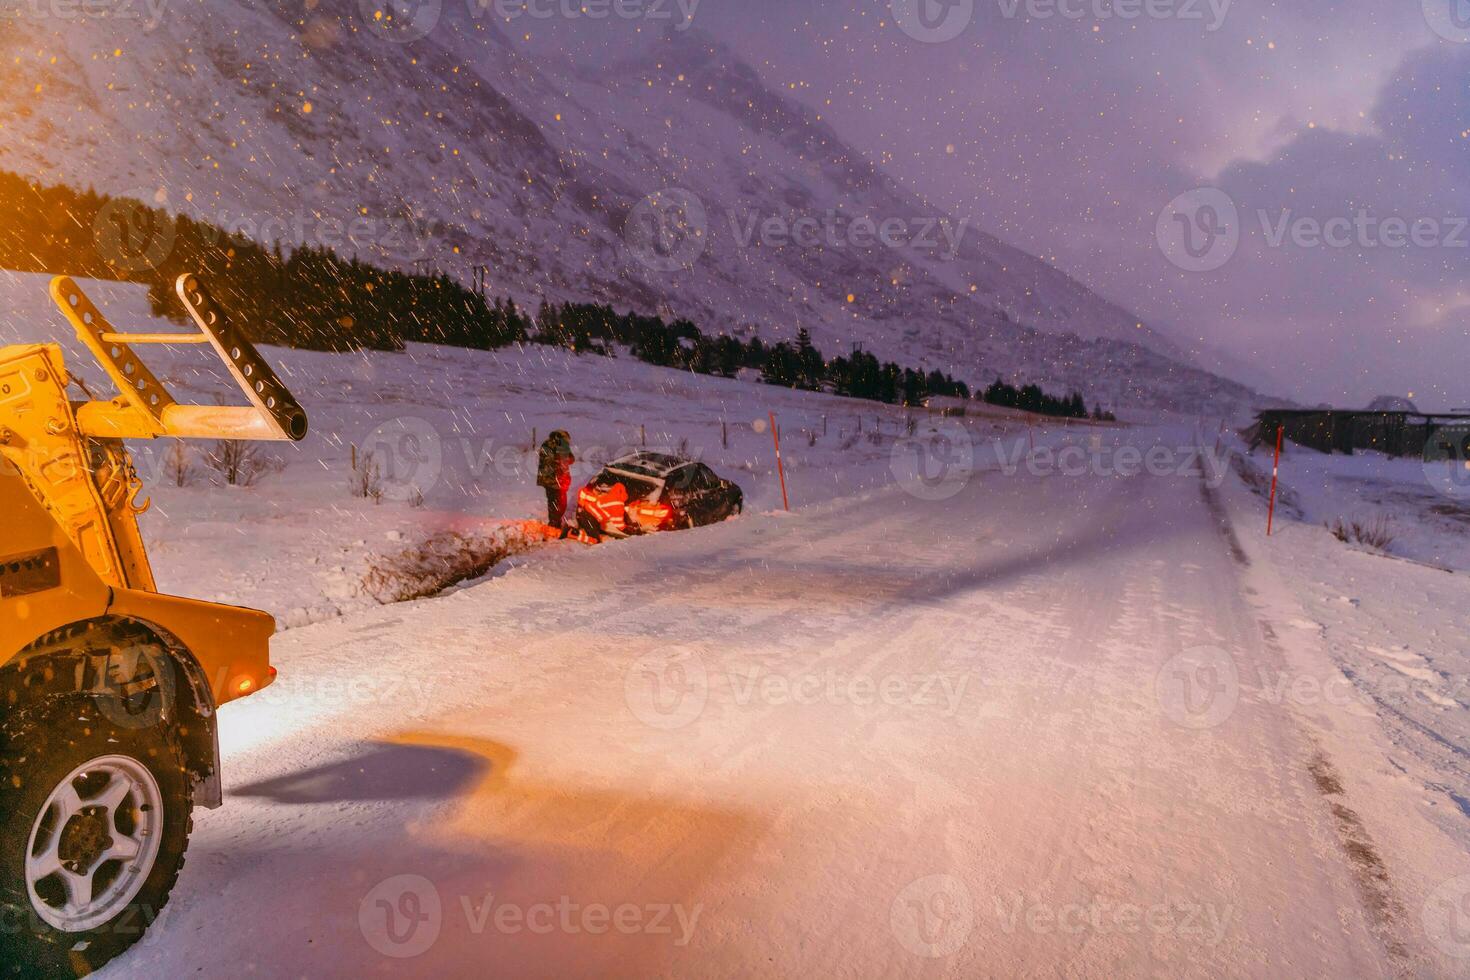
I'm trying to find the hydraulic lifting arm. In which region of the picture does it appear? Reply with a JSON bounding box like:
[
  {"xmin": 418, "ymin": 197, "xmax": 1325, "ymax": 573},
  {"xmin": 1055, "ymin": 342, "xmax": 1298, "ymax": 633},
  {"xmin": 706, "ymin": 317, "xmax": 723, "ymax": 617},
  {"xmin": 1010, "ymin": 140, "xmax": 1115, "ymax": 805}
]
[
  {"xmin": 0, "ymin": 274, "xmax": 308, "ymax": 594},
  {"xmin": 51, "ymin": 273, "xmax": 308, "ymax": 443}
]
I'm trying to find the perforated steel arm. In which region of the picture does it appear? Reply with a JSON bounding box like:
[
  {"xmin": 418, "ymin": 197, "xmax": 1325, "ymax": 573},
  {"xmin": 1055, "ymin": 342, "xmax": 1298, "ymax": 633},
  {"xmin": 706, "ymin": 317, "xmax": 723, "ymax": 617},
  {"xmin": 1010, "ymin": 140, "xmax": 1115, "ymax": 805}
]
[{"xmin": 50, "ymin": 274, "xmax": 308, "ymax": 443}]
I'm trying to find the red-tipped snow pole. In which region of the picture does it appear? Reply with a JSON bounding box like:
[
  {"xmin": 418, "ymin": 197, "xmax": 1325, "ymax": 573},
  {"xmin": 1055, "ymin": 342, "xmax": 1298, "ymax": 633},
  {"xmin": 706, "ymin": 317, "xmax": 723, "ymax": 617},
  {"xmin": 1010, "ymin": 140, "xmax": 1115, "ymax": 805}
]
[
  {"xmin": 1266, "ymin": 424, "xmax": 1284, "ymax": 536},
  {"xmin": 770, "ymin": 411, "xmax": 790, "ymax": 511}
]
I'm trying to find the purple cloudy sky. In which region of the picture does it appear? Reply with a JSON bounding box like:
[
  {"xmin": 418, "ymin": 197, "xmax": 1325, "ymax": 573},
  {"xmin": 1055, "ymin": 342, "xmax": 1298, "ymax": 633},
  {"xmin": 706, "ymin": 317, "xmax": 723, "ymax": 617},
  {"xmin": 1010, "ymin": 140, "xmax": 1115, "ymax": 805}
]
[{"xmin": 532, "ymin": 0, "xmax": 1470, "ymax": 408}]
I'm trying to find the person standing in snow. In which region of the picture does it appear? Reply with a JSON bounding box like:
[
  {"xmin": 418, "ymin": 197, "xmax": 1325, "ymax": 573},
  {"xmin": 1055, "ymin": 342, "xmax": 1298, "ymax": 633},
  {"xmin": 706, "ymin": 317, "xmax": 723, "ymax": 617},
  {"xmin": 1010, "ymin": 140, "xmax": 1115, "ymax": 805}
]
[{"xmin": 537, "ymin": 429, "xmax": 575, "ymax": 527}]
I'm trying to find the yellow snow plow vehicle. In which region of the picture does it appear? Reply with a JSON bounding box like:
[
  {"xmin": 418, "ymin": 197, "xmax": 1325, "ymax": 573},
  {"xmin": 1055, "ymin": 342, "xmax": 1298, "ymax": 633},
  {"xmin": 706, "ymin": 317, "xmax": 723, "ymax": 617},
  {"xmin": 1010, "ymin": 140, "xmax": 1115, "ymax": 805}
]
[{"xmin": 0, "ymin": 274, "xmax": 306, "ymax": 975}]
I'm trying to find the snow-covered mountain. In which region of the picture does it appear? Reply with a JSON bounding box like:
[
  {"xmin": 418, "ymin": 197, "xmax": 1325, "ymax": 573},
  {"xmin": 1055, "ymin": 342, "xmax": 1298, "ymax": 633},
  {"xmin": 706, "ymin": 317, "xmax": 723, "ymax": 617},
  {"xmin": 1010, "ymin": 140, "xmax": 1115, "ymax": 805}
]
[{"xmin": 0, "ymin": 0, "xmax": 1261, "ymax": 413}]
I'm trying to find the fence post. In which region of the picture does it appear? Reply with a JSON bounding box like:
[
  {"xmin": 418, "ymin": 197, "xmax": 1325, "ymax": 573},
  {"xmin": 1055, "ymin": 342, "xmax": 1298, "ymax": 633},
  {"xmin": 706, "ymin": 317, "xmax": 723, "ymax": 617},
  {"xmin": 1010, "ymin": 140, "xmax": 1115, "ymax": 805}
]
[
  {"xmin": 770, "ymin": 411, "xmax": 790, "ymax": 512},
  {"xmin": 1267, "ymin": 424, "xmax": 1284, "ymax": 536}
]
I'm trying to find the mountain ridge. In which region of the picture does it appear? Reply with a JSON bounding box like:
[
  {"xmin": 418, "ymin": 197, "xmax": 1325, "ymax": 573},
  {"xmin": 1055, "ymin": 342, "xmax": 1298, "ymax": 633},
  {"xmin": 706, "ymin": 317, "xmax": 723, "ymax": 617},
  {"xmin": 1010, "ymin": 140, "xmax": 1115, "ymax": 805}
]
[{"xmin": 0, "ymin": 1, "xmax": 1266, "ymax": 413}]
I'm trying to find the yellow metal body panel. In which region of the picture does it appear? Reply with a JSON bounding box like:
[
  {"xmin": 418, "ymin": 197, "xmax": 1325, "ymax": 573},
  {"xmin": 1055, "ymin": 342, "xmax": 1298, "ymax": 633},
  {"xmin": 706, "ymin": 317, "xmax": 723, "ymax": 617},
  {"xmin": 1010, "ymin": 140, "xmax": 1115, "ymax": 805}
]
[
  {"xmin": 0, "ymin": 485, "xmax": 276, "ymax": 709},
  {"xmin": 104, "ymin": 589, "xmax": 277, "ymax": 708},
  {"xmin": 0, "ymin": 462, "xmax": 113, "ymax": 644},
  {"xmin": 0, "ymin": 344, "xmax": 155, "ymax": 591}
]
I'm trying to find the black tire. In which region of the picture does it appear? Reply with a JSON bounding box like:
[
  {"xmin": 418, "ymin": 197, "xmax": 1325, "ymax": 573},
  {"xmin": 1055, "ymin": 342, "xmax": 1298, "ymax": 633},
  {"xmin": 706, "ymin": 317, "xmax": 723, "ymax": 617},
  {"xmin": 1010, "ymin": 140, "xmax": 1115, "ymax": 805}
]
[{"xmin": 0, "ymin": 701, "xmax": 192, "ymax": 978}]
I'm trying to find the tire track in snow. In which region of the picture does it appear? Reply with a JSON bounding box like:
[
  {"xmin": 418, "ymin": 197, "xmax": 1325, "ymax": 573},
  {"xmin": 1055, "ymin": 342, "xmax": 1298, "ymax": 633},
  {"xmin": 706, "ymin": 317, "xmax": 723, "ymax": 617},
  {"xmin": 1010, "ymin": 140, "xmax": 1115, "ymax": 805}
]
[{"xmin": 1202, "ymin": 471, "xmax": 1415, "ymax": 970}]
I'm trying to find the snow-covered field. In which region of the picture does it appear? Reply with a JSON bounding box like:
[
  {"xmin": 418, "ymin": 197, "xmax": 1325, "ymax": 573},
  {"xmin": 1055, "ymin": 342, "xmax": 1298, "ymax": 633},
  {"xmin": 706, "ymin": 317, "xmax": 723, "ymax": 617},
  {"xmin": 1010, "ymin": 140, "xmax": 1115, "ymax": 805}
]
[
  {"xmin": 1226, "ymin": 438, "xmax": 1470, "ymax": 893},
  {"xmin": 0, "ymin": 272, "xmax": 1052, "ymax": 626},
  {"xmin": 4, "ymin": 273, "xmax": 1469, "ymax": 976},
  {"xmin": 1256, "ymin": 443, "xmax": 1470, "ymax": 573}
]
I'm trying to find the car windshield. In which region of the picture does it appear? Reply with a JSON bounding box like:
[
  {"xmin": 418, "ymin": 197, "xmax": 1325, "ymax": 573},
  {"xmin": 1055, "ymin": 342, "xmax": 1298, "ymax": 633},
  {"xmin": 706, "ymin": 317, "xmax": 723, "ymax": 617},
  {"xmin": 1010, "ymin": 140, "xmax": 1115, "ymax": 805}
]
[{"xmin": 664, "ymin": 465, "xmax": 698, "ymax": 491}]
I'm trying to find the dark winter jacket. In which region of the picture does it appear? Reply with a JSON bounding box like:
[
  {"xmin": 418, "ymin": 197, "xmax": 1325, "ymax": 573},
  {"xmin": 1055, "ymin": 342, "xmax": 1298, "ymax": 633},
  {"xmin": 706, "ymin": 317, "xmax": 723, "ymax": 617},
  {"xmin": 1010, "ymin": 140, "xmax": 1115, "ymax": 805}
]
[{"xmin": 537, "ymin": 431, "xmax": 574, "ymax": 489}]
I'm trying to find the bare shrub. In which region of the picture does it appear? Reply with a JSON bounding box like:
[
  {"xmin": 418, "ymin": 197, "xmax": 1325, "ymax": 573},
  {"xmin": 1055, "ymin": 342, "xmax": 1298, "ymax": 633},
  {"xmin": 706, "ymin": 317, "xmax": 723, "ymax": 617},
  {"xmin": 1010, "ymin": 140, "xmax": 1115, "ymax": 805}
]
[
  {"xmin": 206, "ymin": 440, "xmax": 281, "ymax": 487},
  {"xmin": 1330, "ymin": 516, "xmax": 1395, "ymax": 552},
  {"xmin": 362, "ymin": 527, "xmax": 541, "ymax": 604},
  {"xmin": 165, "ymin": 441, "xmax": 195, "ymax": 487},
  {"xmin": 349, "ymin": 445, "xmax": 384, "ymax": 503}
]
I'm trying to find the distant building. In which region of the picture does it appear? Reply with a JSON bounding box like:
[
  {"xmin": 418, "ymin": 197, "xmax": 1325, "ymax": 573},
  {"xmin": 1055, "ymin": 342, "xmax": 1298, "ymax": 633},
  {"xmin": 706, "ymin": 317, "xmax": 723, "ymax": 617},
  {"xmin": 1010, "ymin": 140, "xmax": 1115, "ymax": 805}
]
[
  {"xmin": 923, "ymin": 395, "xmax": 971, "ymax": 417},
  {"xmin": 1255, "ymin": 407, "xmax": 1470, "ymax": 457}
]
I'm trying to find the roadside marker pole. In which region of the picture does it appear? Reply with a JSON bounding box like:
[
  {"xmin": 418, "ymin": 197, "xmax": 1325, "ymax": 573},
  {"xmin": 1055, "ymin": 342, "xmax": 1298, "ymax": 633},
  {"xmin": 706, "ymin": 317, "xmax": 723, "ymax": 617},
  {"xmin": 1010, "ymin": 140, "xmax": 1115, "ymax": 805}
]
[
  {"xmin": 1266, "ymin": 424, "xmax": 1284, "ymax": 537},
  {"xmin": 770, "ymin": 411, "xmax": 790, "ymax": 511}
]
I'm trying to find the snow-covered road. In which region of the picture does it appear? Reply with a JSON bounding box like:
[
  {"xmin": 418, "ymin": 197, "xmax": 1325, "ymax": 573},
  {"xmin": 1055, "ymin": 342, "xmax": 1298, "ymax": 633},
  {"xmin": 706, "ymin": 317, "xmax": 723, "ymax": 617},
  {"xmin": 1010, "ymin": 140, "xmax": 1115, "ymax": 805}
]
[{"xmin": 102, "ymin": 433, "xmax": 1451, "ymax": 977}]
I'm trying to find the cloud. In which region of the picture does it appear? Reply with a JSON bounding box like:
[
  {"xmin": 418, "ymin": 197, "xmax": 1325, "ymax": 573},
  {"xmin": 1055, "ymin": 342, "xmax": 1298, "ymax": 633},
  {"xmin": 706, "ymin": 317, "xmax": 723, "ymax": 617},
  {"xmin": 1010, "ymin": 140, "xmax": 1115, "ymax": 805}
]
[
  {"xmin": 697, "ymin": 3, "xmax": 1467, "ymax": 405},
  {"xmin": 498, "ymin": 2, "xmax": 1467, "ymax": 405}
]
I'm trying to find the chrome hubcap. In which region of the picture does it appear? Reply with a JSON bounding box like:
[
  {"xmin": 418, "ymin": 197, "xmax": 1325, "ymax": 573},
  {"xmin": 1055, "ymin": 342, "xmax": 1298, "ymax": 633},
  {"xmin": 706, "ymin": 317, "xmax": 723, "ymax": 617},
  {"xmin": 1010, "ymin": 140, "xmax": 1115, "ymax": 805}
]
[{"xmin": 25, "ymin": 755, "xmax": 164, "ymax": 933}]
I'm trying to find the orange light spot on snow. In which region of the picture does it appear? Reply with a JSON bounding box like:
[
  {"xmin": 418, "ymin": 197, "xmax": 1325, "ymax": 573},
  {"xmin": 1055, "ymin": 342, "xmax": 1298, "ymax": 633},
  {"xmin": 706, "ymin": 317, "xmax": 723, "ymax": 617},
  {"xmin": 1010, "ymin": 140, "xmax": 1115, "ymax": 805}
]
[
  {"xmin": 846, "ymin": 293, "xmax": 855, "ymax": 303},
  {"xmin": 302, "ymin": 101, "xmax": 313, "ymax": 113}
]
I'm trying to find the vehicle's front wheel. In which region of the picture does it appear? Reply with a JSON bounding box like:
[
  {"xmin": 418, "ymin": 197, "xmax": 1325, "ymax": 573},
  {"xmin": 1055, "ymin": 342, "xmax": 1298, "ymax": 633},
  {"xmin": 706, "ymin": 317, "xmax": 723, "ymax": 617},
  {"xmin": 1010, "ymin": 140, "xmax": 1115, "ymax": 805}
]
[{"xmin": 0, "ymin": 702, "xmax": 192, "ymax": 978}]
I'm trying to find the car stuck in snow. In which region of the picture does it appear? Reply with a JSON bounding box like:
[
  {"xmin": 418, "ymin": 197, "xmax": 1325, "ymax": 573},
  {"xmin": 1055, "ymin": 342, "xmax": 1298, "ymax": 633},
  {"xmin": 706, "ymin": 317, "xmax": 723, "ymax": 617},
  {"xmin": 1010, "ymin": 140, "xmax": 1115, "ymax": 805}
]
[{"xmin": 575, "ymin": 451, "xmax": 743, "ymax": 540}]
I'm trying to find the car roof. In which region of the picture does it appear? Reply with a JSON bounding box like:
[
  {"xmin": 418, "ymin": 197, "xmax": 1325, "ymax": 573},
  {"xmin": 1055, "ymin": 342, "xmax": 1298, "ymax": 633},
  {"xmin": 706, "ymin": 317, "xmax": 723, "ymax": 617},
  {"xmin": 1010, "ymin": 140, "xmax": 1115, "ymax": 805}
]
[{"xmin": 605, "ymin": 451, "xmax": 693, "ymax": 479}]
